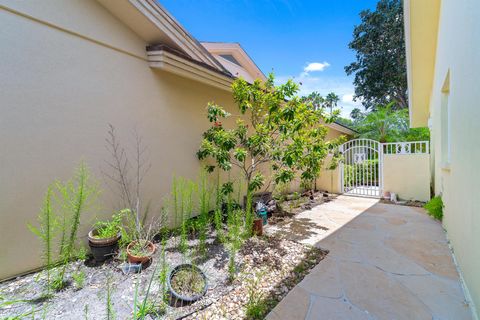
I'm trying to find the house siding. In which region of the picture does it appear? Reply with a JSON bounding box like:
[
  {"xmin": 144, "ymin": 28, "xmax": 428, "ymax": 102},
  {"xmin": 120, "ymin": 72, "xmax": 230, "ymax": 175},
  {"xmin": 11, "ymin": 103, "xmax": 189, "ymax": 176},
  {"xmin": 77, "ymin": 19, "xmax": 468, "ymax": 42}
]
[
  {"xmin": 0, "ymin": 0, "xmax": 348, "ymax": 280},
  {"xmin": 428, "ymin": 0, "xmax": 480, "ymax": 314},
  {"xmin": 0, "ymin": 0, "xmax": 240, "ymax": 280}
]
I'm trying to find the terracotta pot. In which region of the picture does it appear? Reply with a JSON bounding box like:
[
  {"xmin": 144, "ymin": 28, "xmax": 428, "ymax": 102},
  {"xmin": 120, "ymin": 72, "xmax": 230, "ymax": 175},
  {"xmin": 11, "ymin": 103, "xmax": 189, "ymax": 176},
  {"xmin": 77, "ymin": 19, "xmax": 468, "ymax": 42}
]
[
  {"xmin": 253, "ymin": 218, "xmax": 263, "ymax": 236},
  {"xmin": 126, "ymin": 240, "xmax": 155, "ymax": 265},
  {"xmin": 88, "ymin": 229, "xmax": 121, "ymax": 262}
]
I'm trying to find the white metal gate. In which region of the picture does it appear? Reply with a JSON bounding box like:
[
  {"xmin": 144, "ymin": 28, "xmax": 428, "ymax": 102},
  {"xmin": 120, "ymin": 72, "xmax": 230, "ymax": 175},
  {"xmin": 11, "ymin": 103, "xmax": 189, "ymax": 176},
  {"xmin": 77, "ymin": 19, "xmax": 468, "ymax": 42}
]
[{"xmin": 339, "ymin": 139, "xmax": 382, "ymax": 197}]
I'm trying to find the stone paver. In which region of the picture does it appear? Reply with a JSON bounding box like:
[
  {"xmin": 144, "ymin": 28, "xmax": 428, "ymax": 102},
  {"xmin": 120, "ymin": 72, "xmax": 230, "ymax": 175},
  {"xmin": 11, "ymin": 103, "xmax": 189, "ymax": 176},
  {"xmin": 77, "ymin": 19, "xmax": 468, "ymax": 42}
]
[{"xmin": 266, "ymin": 195, "xmax": 473, "ymax": 320}]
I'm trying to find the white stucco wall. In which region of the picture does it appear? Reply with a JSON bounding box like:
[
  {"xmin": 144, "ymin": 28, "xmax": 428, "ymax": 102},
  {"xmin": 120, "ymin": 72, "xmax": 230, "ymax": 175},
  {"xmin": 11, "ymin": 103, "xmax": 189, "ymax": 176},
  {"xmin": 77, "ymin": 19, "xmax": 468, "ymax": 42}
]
[{"xmin": 428, "ymin": 0, "xmax": 480, "ymax": 313}]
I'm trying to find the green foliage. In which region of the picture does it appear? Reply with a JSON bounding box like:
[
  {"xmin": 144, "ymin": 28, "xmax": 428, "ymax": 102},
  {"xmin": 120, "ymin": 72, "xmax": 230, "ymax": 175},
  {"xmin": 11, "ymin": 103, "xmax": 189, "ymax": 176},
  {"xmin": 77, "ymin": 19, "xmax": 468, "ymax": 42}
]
[
  {"xmin": 272, "ymin": 181, "xmax": 289, "ymax": 203},
  {"xmin": 158, "ymin": 240, "xmax": 169, "ymax": 304},
  {"xmin": 226, "ymin": 206, "xmax": 243, "ymax": 281},
  {"xmin": 197, "ymin": 171, "xmax": 211, "ymax": 256},
  {"xmin": 28, "ymin": 161, "xmax": 99, "ymax": 294},
  {"xmin": 93, "ymin": 210, "xmax": 124, "ymax": 239},
  {"xmin": 55, "ymin": 161, "xmax": 99, "ymax": 289},
  {"xmin": 335, "ymin": 116, "xmax": 355, "ymax": 129},
  {"xmin": 198, "ymin": 73, "xmax": 344, "ymax": 194},
  {"xmin": 404, "ymin": 127, "xmax": 431, "ymax": 142},
  {"xmin": 133, "ymin": 300, "xmax": 163, "ymax": 319},
  {"xmin": 343, "ymin": 159, "xmax": 379, "ymax": 187},
  {"xmin": 244, "ymin": 271, "xmax": 270, "ymax": 320},
  {"xmin": 355, "ymin": 103, "xmax": 407, "ymax": 142},
  {"xmin": 133, "ymin": 262, "xmax": 160, "ymax": 320},
  {"xmin": 28, "ymin": 186, "xmax": 57, "ymax": 296},
  {"xmin": 345, "ymin": 0, "xmax": 407, "ymax": 109},
  {"xmin": 106, "ymin": 276, "xmax": 115, "ymax": 320},
  {"xmin": 425, "ymin": 196, "xmax": 444, "ymax": 221},
  {"xmin": 72, "ymin": 270, "xmax": 85, "ymax": 289},
  {"xmin": 214, "ymin": 208, "xmax": 225, "ymax": 243},
  {"xmin": 242, "ymin": 191, "xmax": 254, "ymax": 239},
  {"xmin": 127, "ymin": 240, "xmax": 153, "ymax": 257},
  {"xmin": 353, "ymin": 103, "xmax": 430, "ymax": 142},
  {"xmin": 170, "ymin": 176, "xmax": 196, "ymax": 255},
  {"xmin": 301, "ymin": 91, "xmax": 341, "ymax": 116}
]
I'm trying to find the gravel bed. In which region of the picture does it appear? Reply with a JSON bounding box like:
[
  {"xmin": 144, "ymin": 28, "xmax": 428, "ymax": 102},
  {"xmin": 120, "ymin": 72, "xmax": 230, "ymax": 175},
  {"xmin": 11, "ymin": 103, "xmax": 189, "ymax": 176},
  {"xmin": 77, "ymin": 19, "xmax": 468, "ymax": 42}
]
[
  {"xmin": 0, "ymin": 231, "xmax": 327, "ymax": 319},
  {"xmin": 185, "ymin": 237, "xmax": 327, "ymax": 320}
]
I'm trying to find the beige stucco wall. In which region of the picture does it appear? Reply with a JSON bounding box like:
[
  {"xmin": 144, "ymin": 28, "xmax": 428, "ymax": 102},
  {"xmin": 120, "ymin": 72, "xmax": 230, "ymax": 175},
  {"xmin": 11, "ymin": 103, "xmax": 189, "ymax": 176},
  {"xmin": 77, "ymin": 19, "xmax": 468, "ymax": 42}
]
[
  {"xmin": 382, "ymin": 154, "xmax": 430, "ymax": 202},
  {"xmin": 0, "ymin": 0, "xmax": 241, "ymax": 280},
  {"xmin": 315, "ymin": 155, "xmax": 341, "ymax": 194},
  {"xmin": 0, "ymin": 1, "xmax": 347, "ymax": 280},
  {"xmin": 427, "ymin": 0, "xmax": 480, "ymax": 313}
]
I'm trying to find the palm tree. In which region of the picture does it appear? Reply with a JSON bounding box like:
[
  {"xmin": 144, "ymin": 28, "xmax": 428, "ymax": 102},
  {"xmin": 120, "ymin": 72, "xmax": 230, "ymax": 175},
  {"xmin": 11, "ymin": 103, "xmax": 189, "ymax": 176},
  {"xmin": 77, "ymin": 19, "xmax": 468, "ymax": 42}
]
[
  {"xmin": 302, "ymin": 91, "xmax": 324, "ymax": 110},
  {"xmin": 325, "ymin": 93, "xmax": 340, "ymax": 115},
  {"xmin": 356, "ymin": 102, "xmax": 408, "ymax": 142}
]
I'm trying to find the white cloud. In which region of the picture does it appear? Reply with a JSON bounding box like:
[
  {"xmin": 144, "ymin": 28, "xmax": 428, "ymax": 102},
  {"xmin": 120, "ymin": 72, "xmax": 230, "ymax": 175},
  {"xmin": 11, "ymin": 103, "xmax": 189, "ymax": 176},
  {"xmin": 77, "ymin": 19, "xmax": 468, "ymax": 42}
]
[
  {"xmin": 276, "ymin": 67, "xmax": 362, "ymax": 118},
  {"xmin": 303, "ymin": 62, "xmax": 330, "ymax": 73},
  {"xmin": 342, "ymin": 93, "xmax": 355, "ymax": 104}
]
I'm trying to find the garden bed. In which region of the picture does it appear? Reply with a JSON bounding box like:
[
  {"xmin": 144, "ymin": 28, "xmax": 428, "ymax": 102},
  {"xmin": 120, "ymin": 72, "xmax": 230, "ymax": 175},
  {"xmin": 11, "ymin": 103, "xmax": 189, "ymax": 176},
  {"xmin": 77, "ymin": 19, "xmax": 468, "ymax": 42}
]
[
  {"xmin": 269, "ymin": 191, "xmax": 337, "ymax": 224},
  {"xmin": 0, "ymin": 230, "xmax": 326, "ymax": 319}
]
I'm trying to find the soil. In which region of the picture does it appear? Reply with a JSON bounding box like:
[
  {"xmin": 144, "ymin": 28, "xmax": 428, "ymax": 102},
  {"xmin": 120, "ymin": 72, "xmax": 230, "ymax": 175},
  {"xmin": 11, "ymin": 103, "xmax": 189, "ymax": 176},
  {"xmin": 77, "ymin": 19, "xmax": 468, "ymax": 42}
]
[{"xmin": 170, "ymin": 268, "xmax": 206, "ymax": 298}]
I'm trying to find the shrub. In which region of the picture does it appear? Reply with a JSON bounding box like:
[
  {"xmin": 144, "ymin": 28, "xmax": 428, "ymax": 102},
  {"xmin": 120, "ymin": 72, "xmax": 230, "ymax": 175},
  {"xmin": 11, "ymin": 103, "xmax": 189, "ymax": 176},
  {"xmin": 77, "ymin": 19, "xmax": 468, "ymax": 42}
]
[
  {"xmin": 244, "ymin": 271, "xmax": 269, "ymax": 320},
  {"xmin": 28, "ymin": 186, "xmax": 57, "ymax": 296},
  {"xmin": 424, "ymin": 196, "xmax": 443, "ymax": 221},
  {"xmin": 55, "ymin": 162, "xmax": 99, "ymax": 290},
  {"xmin": 72, "ymin": 270, "xmax": 85, "ymax": 289},
  {"xmin": 197, "ymin": 74, "xmax": 345, "ymax": 196},
  {"xmin": 93, "ymin": 210, "xmax": 124, "ymax": 239}
]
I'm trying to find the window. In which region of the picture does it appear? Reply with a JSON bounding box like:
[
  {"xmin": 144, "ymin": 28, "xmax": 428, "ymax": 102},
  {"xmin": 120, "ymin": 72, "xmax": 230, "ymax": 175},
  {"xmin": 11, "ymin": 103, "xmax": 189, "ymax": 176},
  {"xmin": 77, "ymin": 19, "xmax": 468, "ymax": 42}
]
[{"xmin": 441, "ymin": 72, "xmax": 451, "ymax": 168}]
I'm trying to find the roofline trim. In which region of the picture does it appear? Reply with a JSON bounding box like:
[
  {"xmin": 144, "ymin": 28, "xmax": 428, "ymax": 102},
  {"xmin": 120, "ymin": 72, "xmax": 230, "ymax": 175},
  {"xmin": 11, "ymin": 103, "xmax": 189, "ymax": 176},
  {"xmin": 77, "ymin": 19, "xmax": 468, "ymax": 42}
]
[
  {"xmin": 147, "ymin": 47, "xmax": 233, "ymax": 91},
  {"xmin": 129, "ymin": 0, "xmax": 228, "ymax": 72}
]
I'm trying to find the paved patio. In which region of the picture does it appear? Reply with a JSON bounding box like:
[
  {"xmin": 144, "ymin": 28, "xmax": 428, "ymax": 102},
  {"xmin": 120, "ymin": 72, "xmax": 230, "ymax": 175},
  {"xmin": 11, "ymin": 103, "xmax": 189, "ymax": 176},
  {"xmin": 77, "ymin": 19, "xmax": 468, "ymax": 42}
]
[{"xmin": 266, "ymin": 195, "xmax": 473, "ymax": 320}]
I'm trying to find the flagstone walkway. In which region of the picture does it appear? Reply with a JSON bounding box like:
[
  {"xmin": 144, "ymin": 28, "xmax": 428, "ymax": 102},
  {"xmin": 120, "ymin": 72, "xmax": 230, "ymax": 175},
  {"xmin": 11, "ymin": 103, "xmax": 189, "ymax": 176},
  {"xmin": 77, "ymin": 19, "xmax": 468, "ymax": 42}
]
[{"xmin": 265, "ymin": 195, "xmax": 473, "ymax": 320}]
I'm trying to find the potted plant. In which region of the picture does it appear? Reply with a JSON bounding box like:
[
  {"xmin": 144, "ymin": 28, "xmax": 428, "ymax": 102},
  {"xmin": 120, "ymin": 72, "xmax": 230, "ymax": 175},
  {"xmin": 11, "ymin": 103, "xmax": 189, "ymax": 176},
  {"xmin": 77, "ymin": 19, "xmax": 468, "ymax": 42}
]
[
  {"xmin": 126, "ymin": 239, "xmax": 155, "ymax": 265},
  {"xmin": 168, "ymin": 264, "xmax": 208, "ymax": 304},
  {"xmin": 253, "ymin": 217, "xmax": 263, "ymax": 236},
  {"xmin": 88, "ymin": 211, "xmax": 123, "ymax": 262}
]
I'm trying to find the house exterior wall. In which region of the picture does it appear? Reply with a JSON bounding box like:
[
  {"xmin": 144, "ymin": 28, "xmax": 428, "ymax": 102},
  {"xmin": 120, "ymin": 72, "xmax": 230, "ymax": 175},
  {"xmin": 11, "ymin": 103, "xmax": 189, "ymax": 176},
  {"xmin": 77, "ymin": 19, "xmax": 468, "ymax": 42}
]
[
  {"xmin": 0, "ymin": 0, "xmax": 241, "ymax": 280},
  {"xmin": 0, "ymin": 1, "xmax": 347, "ymax": 280},
  {"xmin": 427, "ymin": 0, "xmax": 480, "ymax": 313},
  {"xmin": 315, "ymin": 155, "xmax": 341, "ymax": 194},
  {"xmin": 383, "ymin": 154, "xmax": 430, "ymax": 202}
]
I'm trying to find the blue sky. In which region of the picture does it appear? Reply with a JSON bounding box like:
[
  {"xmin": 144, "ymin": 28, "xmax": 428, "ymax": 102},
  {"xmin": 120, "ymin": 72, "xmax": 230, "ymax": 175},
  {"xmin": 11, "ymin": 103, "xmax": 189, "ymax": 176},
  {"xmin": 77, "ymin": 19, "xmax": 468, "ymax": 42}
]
[{"xmin": 160, "ymin": 0, "xmax": 379, "ymax": 117}]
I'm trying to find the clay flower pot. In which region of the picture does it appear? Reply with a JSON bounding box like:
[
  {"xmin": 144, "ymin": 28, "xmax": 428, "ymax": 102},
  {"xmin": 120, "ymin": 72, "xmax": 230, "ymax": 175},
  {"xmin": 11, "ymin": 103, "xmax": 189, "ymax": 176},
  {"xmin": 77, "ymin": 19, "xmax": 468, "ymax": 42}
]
[
  {"xmin": 88, "ymin": 229, "xmax": 121, "ymax": 262},
  {"xmin": 126, "ymin": 240, "xmax": 155, "ymax": 265},
  {"xmin": 253, "ymin": 218, "xmax": 263, "ymax": 236}
]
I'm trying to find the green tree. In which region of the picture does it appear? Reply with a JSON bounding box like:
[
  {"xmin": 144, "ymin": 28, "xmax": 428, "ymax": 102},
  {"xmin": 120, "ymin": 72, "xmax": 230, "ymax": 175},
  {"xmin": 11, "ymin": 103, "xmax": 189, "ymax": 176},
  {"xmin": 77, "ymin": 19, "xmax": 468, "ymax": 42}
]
[
  {"xmin": 356, "ymin": 103, "xmax": 407, "ymax": 142},
  {"xmin": 345, "ymin": 0, "xmax": 407, "ymax": 110},
  {"xmin": 197, "ymin": 74, "xmax": 344, "ymax": 194},
  {"xmin": 302, "ymin": 91, "xmax": 340, "ymax": 115},
  {"xmin": 350, "ymin": 108, "xmax": 365, "ymax": 122},
  {"xmin": 301, "ymin": 91, "xmax": 324, "ymax": 110},
  {"xmin": 325, "ymin": 93, "xmax": 340, "ymax": 115},
  {"xmin": 355, "ymin": 103, "xmax": 429, "ymax": 142}
]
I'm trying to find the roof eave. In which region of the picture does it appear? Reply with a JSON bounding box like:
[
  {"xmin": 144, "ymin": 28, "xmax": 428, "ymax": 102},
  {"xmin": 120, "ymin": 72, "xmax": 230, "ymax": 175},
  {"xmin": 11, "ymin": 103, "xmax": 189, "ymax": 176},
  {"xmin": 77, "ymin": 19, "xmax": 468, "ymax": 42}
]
[
  {"xmin": 147, "ymin": 46, "xmax": 233, "ymax": 91},
  {"xmin": 404, "ymin": 0, "xmax": 441, "ymax": 128}
]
